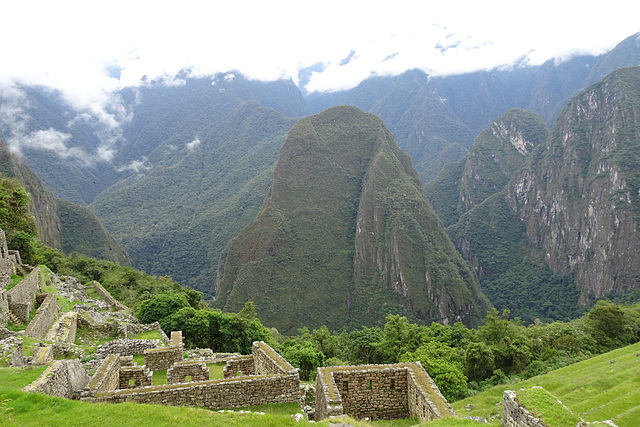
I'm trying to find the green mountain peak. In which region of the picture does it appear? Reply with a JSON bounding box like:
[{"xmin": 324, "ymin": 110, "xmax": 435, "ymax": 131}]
[{"xmin": 216, "ymin": 105, "xmax": 490, "ymax": 333}]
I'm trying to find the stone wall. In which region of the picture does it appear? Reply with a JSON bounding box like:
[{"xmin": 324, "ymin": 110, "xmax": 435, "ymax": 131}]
[
  {"xmin": 502, "ymin": 390, "xmax": 546, "ymax": 427},
  {"xmin": 332, "ymin": 368, "xmax": 408, "ymax": 420},
  {"xmin": 92, "ymin": 281, "xmax": 128, "ymax": 311},
  {"xmin": 91, "ymin": 374, "xmax": 301, "ymax": 409},
  {"xmin": 125, "ymin": 322, "xmax": 170, "ymax": 344},
  {"xmin": 119, "ymin": 365, "xmax": 153, "ymax": 389},
  {"xmin": 144, "ymin": 346, "xmax": 183, "ymax": 371},
  {"xmin": 0, "ymin": 229, "xmax": 14, "ymax": 288},
  {"xmin": 223, "ymin": 355, "xmax": 255, "ymax": 378},
  {"xmin": 46, "ymin": 311, "xmax": 78, "ymax": 344},
  {"xmin": 7, "ymin": 267, "xmax": 42, "ymax": 322},
  {"xmin": 315, "ymin": 362, "xmax": 455, "ymax": 422},
  {"xmin": 95, "ymin": 339, "xmax": 160, "ymax": 359},
  {"xmin": 0, "ymin": 289, "xmax": 7, "ymax": 328},
  {"xmin": 252, "ymin": 341, "xmax": 297, "ymax": 375},
  {"xmin": 23, "ymin": 360, "xmax": 90, "ymax": 399},
  {"xmin": 167, "ymin": 361, "xmax": 209, "ymax": 384},
  {"xmin": 25, "ymin": 292, "xmax": 59, "ymax": 339},
  {"xmin": 85, "ymin": 354, "xmax": 121, "ymax": 395}
]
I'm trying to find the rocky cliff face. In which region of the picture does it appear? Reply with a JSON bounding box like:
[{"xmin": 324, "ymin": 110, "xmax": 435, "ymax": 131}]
[
  {"xmin": 426, "ymin": 109, "xmax": 549, "ymax": 228},
  {"xmin": 216, "ymin": 106, "xmax": 490, "ymax": 332},
  {"xmin": 509, "ymin": 67, "xmax": 640, "ymax": 304},
  {"xmin": 435, "ymin": 67, "xmax": 640, "ymax": 322}
]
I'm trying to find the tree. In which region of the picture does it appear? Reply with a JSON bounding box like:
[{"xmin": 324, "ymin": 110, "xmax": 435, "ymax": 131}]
[
  {"xmin": 401, "ymin": 340, "xmax": 468, "ymax": 401},
  {"xmin": 280, "ymin": 340, "xmax": 325, "ymax": 381},
  {"xmin": 0, "ymin": 178, "xmax": 39, "ymax": 263},
  {"xmin": 0, "ymin": 178, "xmax": 37, "ymax": 238},
  {"xmin": 137, "ymin": 292, "xmax": 190, "ymax": 324},
  {"xmin": 465, "ymin": 341, "xmax": 495, "ymax": 382}
]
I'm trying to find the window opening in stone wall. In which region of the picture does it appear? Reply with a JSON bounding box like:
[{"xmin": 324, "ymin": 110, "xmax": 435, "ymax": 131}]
[
  {"xmin": 185, "ymin": 375, "xmax": 192, "ymax": 382},
  {"xmin": 390, "ymin": 378, "xmax": 395, "ymax": 390},
  {"xmin": 343, "ymin": 380, "xmax": 348, "ymax": 393},
  {"xmin": 129, "ymin": 379, "xmax": 136, "ymax": 386},
  {"xmin": 367, "ymin": 379, "xmax": 372, "ymax": 390}
]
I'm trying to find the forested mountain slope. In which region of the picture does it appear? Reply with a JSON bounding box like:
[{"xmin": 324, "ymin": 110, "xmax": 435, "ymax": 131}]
[
  {"xmin": 0, "ymin": 140, "xmax": 131, "ymax": 265},
  {"xmin": 216, "ymin": 105, "xmax": 490, "ymax": 333}
]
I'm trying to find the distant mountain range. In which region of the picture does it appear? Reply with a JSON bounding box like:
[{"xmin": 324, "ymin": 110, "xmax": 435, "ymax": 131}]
[{"xmin": 0, "ymin": 32, "xmax": 639, "ymax": 329}]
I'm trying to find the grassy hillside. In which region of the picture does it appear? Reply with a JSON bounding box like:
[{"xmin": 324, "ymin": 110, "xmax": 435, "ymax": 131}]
[{"xmin": 452, "ymin": 341, "xmax": 640, "ymax": 426}]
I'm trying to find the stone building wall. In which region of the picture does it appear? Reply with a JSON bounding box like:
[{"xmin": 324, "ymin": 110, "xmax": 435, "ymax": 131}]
[
  {"xmin": 95, "ymin": 339, "xmax": 160, "ymax": 359},
  {"xmin": 502, "ymin": 389, "xmax": 560, "ymax": 427},
  {"xmin": 25, "ymin": 292, "xmax": 59, "ymax": 339},
  {"xmin": 7, "ymin": 267, "xmax": 42, "ymax": 322},
  {"xmin": 92, "ymin": 281, "xmax": 128, "ymax": 311},
  {"xmin": 23, "ymin": 360, "xmax": 90, "ymax": 399},
  {"xmin": 0, "ymin": 289, "xmax": 7, "ymax": 328},
  {"xmin": 85, "ymin": 354, "xmax": 121, "ymax": 395},
  {"xmin": 167, "ymin": 361, "xmax": 209, "ymax": 384},
  {"xmin": 91, "ymin": 374, "xmax": 300, "ymax": 409},
  {"xmin": 315, "ymin": 362, "xmax": 455, "ymax": 422},
  {"xmin": 144, "ymin": 346, "xmax": 183, "ymax": 371},
  {"xmin": 252, "ymin": 341, "xmax": 297, "ymax": 375},
  {"xmin": 0, "ymin": 229, "xmax": 14, "ymax": 288},
  {"xmin": 119, "ymin": 366, "xmax": 153, "ymax": 389},
  {"xmin": 46, "ymin": 311, "xmax": 78, "ymax": 344},
  {"xmin": 331, "ymin": 368, "xmax": 409, "ymax": 420},
  {"xmin": 223, "ymin": 355, "xmax": 255, "ymax": 378}
]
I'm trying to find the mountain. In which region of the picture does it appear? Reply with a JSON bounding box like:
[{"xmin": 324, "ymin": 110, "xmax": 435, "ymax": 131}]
[
  {"xmin": 215, "ymin": 105, "xmax": 490, "ymax": 333},
  {"xmin": 0, "ymin": 140, "xmax": 131, "ymax": 265},
  {"xmin": 431, "ymin": 66, "xmax": 640, "ymax": 323},
  {"xmin": 91, "ymin": 101, "xmax": 295, "ymax": 295},
  {"xmin": 425, "ymin": 108, "xmax": 550, "ymax": 228},
  {"xmin": 508, "ymin": 66, "xmax": 640, "ymax": 306},
  {"xmin": 2, "ymin": 34, "xmax": 639, "ymax": 306}
]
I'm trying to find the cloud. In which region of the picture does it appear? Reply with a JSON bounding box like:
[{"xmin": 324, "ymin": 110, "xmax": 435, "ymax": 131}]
[
  {"xmin": 0, "ymin": 85, "xmax": 121, "ymax": 165},
  {"xmin": 10, "ymin": 128, "xmax": 88, "ymax": 161},
  {"xmin": 0, "ymin": 0, "xmax": 638, "ymax": 107},
  {"xmin": 186, "ymin": 137, "xmax": 201, "ymax": 150},
  {"xmin": 116, "ymin": 158, "xmax": 149, "ymax": 173}
]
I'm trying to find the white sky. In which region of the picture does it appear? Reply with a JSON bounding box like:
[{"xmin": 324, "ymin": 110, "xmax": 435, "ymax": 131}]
[{"xmin": 0, "ymin": 0, "xmax": 638, "ymax": 118}]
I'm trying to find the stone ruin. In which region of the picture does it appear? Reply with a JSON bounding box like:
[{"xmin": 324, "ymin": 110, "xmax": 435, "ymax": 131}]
[
  {"xmin": 3, "ymin": 237, "xmax": 456, "ymax": 422},
  {"xmin": 47, "ymin": 339, "xmax": 303, "ymax": 411},
  {"xmin": 315, "ymin": 362, "xmax": 456, "ymax": 422}
]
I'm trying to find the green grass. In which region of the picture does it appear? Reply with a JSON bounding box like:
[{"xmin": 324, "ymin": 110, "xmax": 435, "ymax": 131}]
[
  {"xmin": 208, "ymin": 363, "xmax": 225, "ymax": 379},
  {"xmin": 517, "ymin": 387, "xmax": 581, "ymax": 427},
  {"xmin": 152, "ymin": 370, "xmax": 167, "ymax": 386},
  {"xmin": 452, "ymin": 341, "xmax": 640, "ymax": 427}
]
